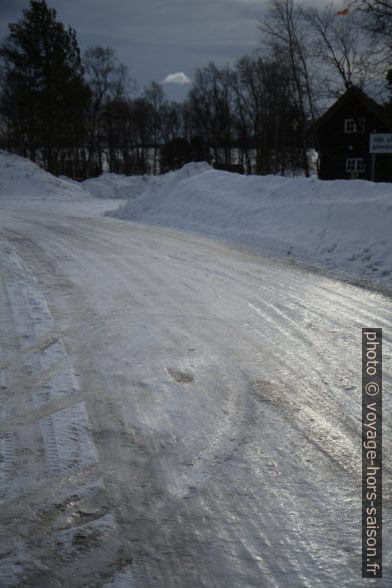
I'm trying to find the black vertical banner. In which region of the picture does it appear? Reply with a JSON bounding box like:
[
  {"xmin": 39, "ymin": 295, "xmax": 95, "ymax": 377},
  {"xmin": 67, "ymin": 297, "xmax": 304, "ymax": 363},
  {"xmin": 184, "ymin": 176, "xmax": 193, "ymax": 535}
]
[{"xmin": 362, "ymin": 328, "xmax": 382, "ymax": 578}]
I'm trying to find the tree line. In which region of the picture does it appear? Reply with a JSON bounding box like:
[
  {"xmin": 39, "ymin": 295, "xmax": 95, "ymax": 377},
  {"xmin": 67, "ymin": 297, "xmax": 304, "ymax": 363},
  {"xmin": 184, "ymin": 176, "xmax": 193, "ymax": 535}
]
[{"xmin": 0, "ymin": 0, "xmax": 391, "ymax": 179}]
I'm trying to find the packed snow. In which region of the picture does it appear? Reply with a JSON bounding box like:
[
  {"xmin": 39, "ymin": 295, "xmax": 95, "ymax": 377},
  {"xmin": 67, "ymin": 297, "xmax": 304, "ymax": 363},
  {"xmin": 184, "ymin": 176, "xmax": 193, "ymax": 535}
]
[
  {"xmin": 81, "ymin": 173, "xmax": 150, "ymax": 199},
  {"xmin": 1, "ymin": 150, "xmax": 391, "ymax": 291},
  {"xmin": 0, "ymin": 150, "xmax": 89, "ymax": 200},
  {"xmin": 1, "ymin": 150, "xmax": 392, "ymax": 586},
  {"xmin": 107, "ymin": 162, "xmax": 392, "ymax": 290}
]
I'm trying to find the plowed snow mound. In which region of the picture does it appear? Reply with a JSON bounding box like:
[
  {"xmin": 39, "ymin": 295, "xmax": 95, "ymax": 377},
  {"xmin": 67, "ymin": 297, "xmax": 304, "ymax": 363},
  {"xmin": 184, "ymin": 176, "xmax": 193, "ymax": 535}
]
[
  {"xmin": 81, "ymin": 173, "xmax": 150, "ymax": 199},
  {"xmin": 77, "ymin": 162, "xmax": 211, "ymax": 201},
  {"xmin": 108, "ymin": 162, "xmax": 392, "ymax": 289},
  {"xmin": 0, "ymin": 151, "xmax": 89, "ymax": 200}
]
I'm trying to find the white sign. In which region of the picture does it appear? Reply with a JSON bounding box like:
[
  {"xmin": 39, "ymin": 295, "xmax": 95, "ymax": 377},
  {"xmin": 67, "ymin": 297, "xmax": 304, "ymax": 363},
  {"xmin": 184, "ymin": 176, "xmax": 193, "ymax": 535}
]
[{"xmin": 369, "ymin": 133, "xmax": 392, "ymax": 154}]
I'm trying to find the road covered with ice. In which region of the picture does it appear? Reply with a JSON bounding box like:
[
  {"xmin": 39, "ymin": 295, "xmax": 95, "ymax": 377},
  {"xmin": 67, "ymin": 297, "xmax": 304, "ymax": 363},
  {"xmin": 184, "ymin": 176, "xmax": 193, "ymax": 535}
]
[{"xmin": 0, "ymin": 153, "xmax": 391, "ymax": 586}]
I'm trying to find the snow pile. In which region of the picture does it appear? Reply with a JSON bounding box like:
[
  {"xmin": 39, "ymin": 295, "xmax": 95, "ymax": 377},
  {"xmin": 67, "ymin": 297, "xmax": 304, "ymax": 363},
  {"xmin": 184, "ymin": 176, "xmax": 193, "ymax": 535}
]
[
  {"xmin": 81, "ymin": 173, "xmax": 150, "ymax": 199},
  {"xmin": 95, "ymin": 161, "xmax": 211, "ymax": 201},
  {"xmin": 0, "ymin": 150, "xmax": 89, "ymax": 200},
  {"xmin": 109, "ymin": 162, "xmax": 392, "ymax": 289}
]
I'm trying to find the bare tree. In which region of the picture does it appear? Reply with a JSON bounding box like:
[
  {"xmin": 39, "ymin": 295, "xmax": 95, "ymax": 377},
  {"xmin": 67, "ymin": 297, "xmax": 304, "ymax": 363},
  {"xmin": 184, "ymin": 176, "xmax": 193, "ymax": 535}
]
[
  {"xmin": 160, "ymin": 102, "xmax": 182, "ymax": 145},
  {"xmin": 352, "ymin": 0, "xmax": 392, "ymax": 39},
  {"xmin": 234, "ymin": 55, "xmax": 266, "ymax": 173},
  {"xmin": 230, "ymin": 63, "xmax": 253, "ymax": 173},
  {"xmin": 302, "ymin": 4, "xmax": 379, "ymax": 95},
  {"xmin": 144, "ymin": 81, "xmax": 166, "ymax": 174},
  {"xmin": 234, "ymin": 53, "xmax": 304, "ymax": 174},
  {"xmin": 259, "ymin": 0, "xmax": 319, "ymax": 176},
  {"xmin": 350, "ymin": 0, "xmax": 392, "ymax": 91},
  {"xmin": 186, "ymin": 62, "xmax": 236, "ymax": 167},
  {"xmin": 83, "ymin": 46, "xmax": 133, "ymax": 173}
]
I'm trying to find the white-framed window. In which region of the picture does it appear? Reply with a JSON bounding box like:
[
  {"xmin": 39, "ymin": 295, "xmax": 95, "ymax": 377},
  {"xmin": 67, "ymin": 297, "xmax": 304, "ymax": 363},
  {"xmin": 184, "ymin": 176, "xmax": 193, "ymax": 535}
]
[
  {"xmin": 344, "ymin": 118, "xmax": 365, "ymax": 134},
  {"xmin": 346, "ymin": 158, "xmax": 366, "ymax": 172}
]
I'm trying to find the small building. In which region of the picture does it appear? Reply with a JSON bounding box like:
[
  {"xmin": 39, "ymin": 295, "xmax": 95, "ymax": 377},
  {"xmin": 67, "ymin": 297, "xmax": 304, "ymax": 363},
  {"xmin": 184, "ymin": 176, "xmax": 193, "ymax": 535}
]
[{"xmin": 314, "ymin": 86, "xmax": 392, "ymax": 182}]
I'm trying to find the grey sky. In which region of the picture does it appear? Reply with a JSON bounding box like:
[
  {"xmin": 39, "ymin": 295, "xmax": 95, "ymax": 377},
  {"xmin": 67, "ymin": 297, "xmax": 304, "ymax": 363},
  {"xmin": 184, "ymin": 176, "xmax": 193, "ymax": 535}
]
[{"xmin": 0, "ymin": 0, "xmax": 332, "ymax": 101}]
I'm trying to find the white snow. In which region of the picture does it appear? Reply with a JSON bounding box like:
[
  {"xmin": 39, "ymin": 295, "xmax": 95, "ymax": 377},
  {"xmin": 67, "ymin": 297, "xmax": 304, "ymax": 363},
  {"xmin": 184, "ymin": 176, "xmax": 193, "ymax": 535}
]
[
  {"xmin": 108, "ymin": 162, "xmax": 392, "ymax": 290},
  {"xmin": 0, "ymin": 150, "xmax": 89, "ymax": 200},
  {"xmin": 81, "ymin": 173, "xmax": 150, "ymax": 199},
  {"xmin": 1, "ymin": 149, "xmax": 391, "ymax": 290}
]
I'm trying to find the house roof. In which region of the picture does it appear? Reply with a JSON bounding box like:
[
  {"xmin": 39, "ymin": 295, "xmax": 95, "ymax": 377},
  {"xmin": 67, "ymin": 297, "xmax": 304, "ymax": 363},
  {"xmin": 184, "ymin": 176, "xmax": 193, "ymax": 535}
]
[{"xmin": 313, "ymin": 86, "xmax": 392, "ymax": 131}]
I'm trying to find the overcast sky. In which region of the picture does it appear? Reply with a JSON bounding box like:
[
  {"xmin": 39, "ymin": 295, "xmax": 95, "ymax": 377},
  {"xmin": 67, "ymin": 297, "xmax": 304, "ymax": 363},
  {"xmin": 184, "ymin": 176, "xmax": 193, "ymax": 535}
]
[{"xmin": 0, "ymin": 0, "xmax": 333, "ymax": 101}]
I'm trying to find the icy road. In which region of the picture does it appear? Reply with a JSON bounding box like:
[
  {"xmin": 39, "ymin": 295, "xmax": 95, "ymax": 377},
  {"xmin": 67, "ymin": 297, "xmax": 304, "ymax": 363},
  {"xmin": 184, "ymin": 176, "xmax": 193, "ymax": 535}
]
[{"xmin": 0, "ymin": 198, "xmax": 391, "ymax": 587}]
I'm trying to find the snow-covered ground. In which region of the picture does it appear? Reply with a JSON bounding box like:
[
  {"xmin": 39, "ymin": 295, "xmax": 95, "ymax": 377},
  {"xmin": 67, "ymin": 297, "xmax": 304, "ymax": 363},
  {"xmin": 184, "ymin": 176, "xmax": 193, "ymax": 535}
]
[
  {"xmin": 81, "ymin": 173, "xmax": 150, "ymax": 200},
  {"xmin": 0, "ymin": 151, "xmax": 89, "ymax": 200},
  {"xmin": 106, "ymin": 162, "xmax": 392, "ymax": 291},
  {"xmin": 0, "ymin": 152, "xmax": 391, "ymax": 586},
  {"xmin": 2, "ymin": 150, "xmax": 391, "ymax": 293}
]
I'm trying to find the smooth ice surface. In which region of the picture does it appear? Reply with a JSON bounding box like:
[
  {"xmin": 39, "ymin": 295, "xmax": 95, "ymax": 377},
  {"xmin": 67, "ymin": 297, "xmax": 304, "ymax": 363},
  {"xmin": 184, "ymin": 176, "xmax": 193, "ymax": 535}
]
[{"xmin": 0, "ymin": 152, "xmax": 391, "ymax": 586}]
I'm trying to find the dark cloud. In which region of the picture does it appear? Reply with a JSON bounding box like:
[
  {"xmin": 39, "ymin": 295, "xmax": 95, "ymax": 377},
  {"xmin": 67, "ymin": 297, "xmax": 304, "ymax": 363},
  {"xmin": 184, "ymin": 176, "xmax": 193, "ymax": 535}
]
[
  {"xmin": 0, "ymin": 0, "xmax": 28, "ymax": 30},
  {"xmin": 0, "ymin": 0, "xmax": 326, "ymax": 101}
]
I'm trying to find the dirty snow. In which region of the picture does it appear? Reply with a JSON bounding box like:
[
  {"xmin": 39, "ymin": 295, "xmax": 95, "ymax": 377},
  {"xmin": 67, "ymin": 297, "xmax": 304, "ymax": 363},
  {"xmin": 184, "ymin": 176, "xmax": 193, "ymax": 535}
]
[
  {"xmin": 0, "ymin": 237, "xmax": 103, "ymax": 585},
  {"xmin": 0, "ymin": 152, "xmax": 391, "ymax": 585}
]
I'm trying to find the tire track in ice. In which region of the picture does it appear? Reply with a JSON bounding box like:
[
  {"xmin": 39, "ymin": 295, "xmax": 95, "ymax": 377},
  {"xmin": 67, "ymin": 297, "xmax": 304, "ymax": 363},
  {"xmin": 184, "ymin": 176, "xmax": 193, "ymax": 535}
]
[{"xmin": 0, "ymin": 238, "xmax": 104, "ymax": 587}]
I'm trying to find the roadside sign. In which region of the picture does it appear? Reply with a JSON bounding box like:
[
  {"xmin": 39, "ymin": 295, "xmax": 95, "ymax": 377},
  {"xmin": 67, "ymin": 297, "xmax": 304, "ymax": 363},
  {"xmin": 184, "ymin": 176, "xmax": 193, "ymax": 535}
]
[{"xmin": 369, "ymin": 133, "xmax": 392, "ymax": 154}]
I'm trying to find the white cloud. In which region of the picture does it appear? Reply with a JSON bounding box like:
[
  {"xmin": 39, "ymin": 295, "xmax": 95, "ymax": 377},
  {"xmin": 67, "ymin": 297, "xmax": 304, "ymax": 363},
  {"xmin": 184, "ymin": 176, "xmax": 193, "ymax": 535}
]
[{"xmin": 161, "ymin": 72, "xmax": 192, "ymax": 85}]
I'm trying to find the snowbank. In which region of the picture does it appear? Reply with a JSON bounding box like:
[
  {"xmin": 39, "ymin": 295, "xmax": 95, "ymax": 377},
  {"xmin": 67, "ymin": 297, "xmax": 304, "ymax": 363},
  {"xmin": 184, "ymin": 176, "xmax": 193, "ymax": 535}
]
[
  {"xmin": 83, "ymin": 162, "xmax": 211, "ymax": 200},
  {"xmin": 108, "ymin": 162, "xmax": 392, "ymax": 289},
  {"xmin": 0, "ymin": 150, "xmax": 89, "ymax": 200},
  {"xmin": 81, "ymin": 173, "xmax": 150, "ymax": 199}
]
